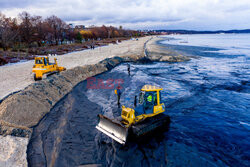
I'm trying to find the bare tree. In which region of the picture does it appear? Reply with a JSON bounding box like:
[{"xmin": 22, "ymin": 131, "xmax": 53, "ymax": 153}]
[
  {"xmin": 0, "ymin": 11, "xmax": 143, "ymax": 53},
  {"xmin": 0, "ymin": 13, "xmax": 19, "ymax": 51},
  {"xmin": 18, "ymin": 11, "xmax": 34, "ymax": 47},
  {"xmin": 45, "ymin": 15, "xmax": 67, "ymax": 45},
  {"xmin": 32, "ymin": 16, "xmax": 49, "ymax": 46}
]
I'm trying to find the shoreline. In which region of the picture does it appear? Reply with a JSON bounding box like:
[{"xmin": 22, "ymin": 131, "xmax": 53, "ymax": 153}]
[{"xmin": 0, "ymin": 35, "xmax": 190, "ymax": 166}]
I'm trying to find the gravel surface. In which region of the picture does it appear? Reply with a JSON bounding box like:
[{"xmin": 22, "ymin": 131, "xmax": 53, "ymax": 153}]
[{"xmin": 0, "ymin": 135, "xmax": 28, "ymax": 167}]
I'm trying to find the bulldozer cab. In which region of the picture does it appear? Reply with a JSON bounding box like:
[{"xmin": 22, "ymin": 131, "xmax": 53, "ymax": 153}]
[
  {"xmin": 140, "ymin": 85, "xmax": 162, "ymax": 104},
  {"xmin": 136, "ymin": 91, "xmax": 157, "ymax": 115},
  {"xmin": 35, "ymin": 57, "xmax": 49, "ymax": 66},
  {"xmin": 34, "ymin": 57, "xmax": 57, "ymax": 66},
  {"xmin": 135, "ymin": 85, "xmax": 162, "ymax": 115}
]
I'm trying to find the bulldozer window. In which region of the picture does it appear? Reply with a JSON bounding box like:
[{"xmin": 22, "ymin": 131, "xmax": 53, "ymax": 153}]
[
  {"xmin": 154, "ymin": 92, "xmax": 157, "ymax": 105},
  {"xmin": 36, "ymin": 59, "xmax": 43, "ymax": 64},
  {"xmin": 144, "ymin": 92, "xmax": 154, "ymax": 114},
  {"xmin": 144, "ymin": 92, "xmax": 155, "ymax": 104},
  {"xmin": 44, "ymin": 58, "xmax": 48, "ymax": 65},
  {"xmin": 139, "ymin": 91, "xmax": 145, "ymax": 104}
]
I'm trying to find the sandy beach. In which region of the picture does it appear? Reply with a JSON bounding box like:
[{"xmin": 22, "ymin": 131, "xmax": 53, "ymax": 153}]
[{"xmin": 0, "ymin": 36, "xmax": 151, "ymax": 100}]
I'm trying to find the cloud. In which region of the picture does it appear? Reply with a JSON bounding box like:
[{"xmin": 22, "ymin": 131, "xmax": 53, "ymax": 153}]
[{"xmin": 0, "ymin": 0, "xmax": 250, "ymax": 30}]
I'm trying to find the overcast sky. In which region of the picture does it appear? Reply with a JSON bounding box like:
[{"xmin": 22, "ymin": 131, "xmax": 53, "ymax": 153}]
[{"xmin": 1, "ymin": 0, "xmax": 250, "ymax": 30}]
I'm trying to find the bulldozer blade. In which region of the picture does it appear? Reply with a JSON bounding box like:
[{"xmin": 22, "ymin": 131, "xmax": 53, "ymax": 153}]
[{"xmin": 96, "ymin": 114, "xmax": 128, "ymax": 145}]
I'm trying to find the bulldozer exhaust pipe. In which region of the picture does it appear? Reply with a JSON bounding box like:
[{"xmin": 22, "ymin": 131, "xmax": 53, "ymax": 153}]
[{"xmin": 96, "ymin": 114, "xmax": 128, "ymax": 145}]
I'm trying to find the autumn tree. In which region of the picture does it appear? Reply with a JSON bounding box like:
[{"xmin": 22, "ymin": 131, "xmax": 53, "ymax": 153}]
[
  {"xmin": 100, "ymin": 25, "xmax": 109, "ymax": 38},
  {"xmin": 80, "ymin": 30, "xmax": 93, "ymax": 41},
  {"xmin": 91, "ymin": 27, "xmax": 103, "ymax": 40}
]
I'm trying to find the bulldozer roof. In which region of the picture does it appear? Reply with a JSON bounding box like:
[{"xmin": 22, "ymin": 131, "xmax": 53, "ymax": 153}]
[
  {"xmin": 35, "ymin": 56, "xmax": 48, "ymax": 59},
  {"xmin": 141, "ymin": 85, "xmax": 163, "ymax": 91}
]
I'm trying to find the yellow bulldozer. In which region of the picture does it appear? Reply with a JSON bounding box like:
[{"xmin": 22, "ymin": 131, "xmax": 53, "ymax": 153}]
[
  {"xmin": 96, "ymin": 85, "xmax": 170, "ymax": 144},
  {"xmin": 32, "ymin": 56, "xmax": 66, "ymax": 81}
]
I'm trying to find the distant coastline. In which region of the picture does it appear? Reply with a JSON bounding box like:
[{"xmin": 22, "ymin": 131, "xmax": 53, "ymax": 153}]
[{"xmin": 152, "ymin": 29, "xmax": 250, "ymax": 34}]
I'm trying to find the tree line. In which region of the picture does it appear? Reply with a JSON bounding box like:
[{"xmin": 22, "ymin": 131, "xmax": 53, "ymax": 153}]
[{"xmin": 0, "ymin": 11, "xmax": 142, "ymax": 51}]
